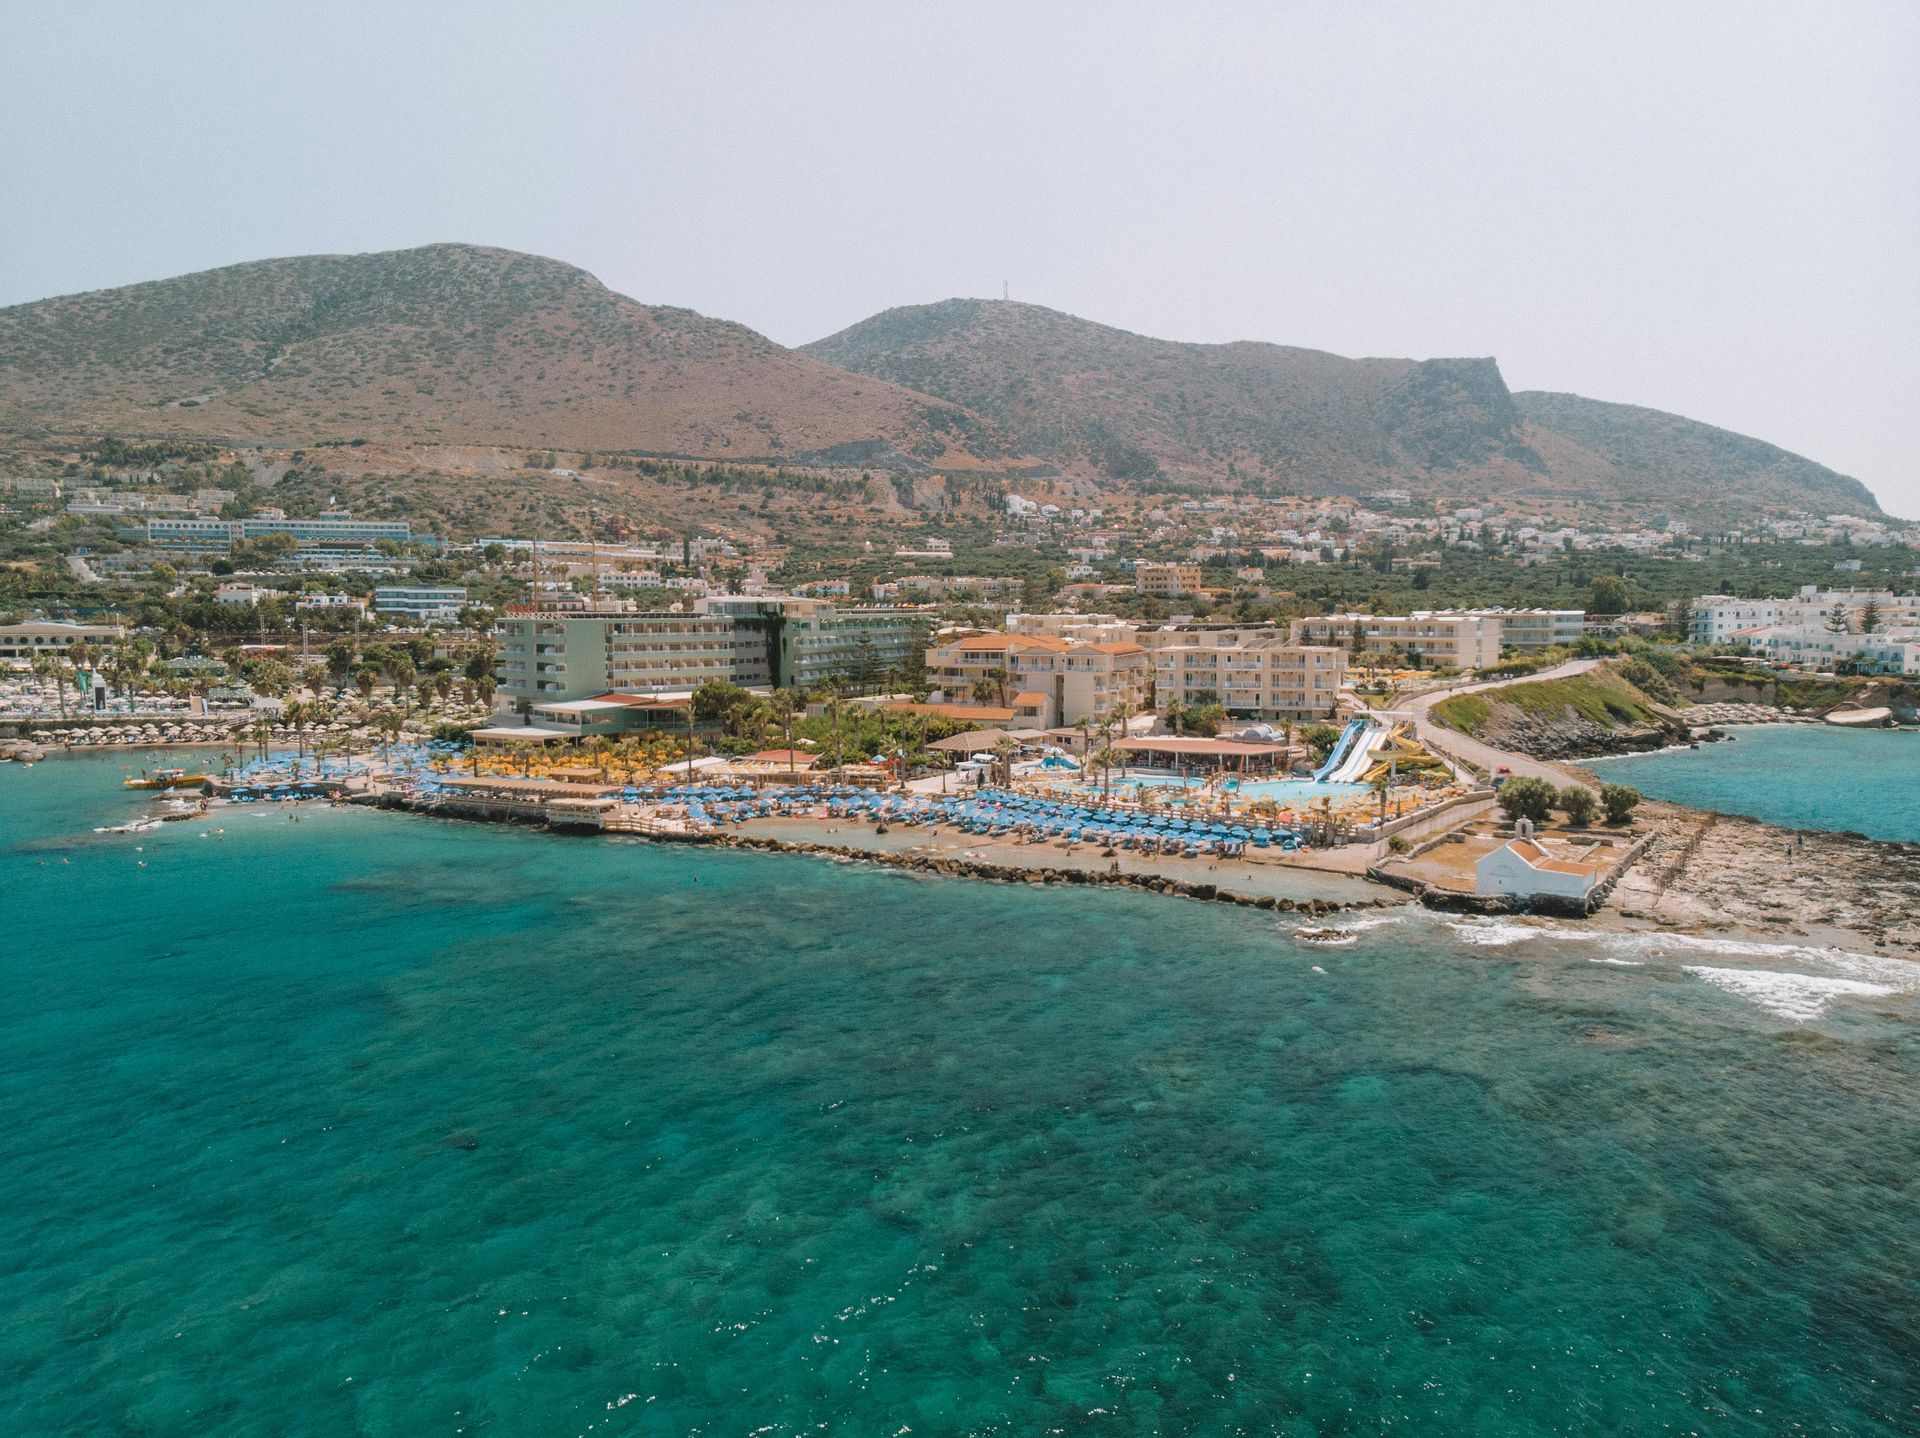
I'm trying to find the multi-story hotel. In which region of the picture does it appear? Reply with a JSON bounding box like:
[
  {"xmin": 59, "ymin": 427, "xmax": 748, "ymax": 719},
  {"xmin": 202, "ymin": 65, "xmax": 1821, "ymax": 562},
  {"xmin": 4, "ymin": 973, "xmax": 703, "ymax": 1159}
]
[
  {"xmin": 1472, "ymin": 608, "xmax": 1588, "ymax": 650},
  {"xmin": 923, "ymin": 632, "xmax": 1152, "ymax": 728},
  {"xmin": 1134, "ymin": 562, "xmax": 1203, "ymax": 598},
  {"xmin": 1289, "ymin": 612, "xmax": 1501, "ymax": 670},
  {"xmin": 146, "ymin": 511, "xmax": 413, "ymax": 552},
  {"xmin": 373, "ymin": 587, "xmax": 469, "ymax": 623},
  {"xmin": 1152, "ymin": 639, "xmax": 1346, "ymax": 721},
  {"xmin": 494, "ymin": 597, "xmax": 923, "ymax": 707},
  {"xmin": 1689, "ymin": 586, "xmax": 1920, "ymax": 675}
]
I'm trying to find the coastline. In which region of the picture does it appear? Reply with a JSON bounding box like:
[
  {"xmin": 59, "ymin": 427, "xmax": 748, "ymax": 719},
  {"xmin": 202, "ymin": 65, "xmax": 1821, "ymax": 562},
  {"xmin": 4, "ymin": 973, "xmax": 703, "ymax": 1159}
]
[
  {"xmin": 365, "ymin": 791, "xmax": 1396, "ymax": 913},
  {"xmin": 19, "ymin": 742, "xmax": 1914, "ymax": 956}
]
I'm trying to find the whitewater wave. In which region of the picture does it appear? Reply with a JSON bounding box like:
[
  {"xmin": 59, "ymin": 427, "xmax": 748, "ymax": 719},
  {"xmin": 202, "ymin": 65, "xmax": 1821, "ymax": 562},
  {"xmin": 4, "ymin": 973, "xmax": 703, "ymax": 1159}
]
[
  {"xmin": 1683, "ymin": 966, "xmax": 1895, "ymax": 1022},
  {"xmin": 1327, "ymin": 913, "xmax": 1408, "ymax": 934},
  {"xmin": 1447, "ymin": 918, "xmax": 1600, "ymax": 948}
]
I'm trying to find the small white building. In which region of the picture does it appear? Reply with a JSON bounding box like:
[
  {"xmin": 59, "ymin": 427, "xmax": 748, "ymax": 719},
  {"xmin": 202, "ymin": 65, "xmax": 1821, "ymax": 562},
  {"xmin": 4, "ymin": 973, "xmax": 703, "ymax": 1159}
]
[{"xmin": 1475, "ymin": 837, "xmax": 1607, "ymax": 903}]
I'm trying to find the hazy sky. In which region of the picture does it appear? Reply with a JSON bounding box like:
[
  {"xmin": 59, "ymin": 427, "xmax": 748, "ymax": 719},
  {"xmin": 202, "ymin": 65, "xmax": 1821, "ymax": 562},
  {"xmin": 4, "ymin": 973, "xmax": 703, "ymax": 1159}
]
[{"xmin": 3, "ymin": 2, "xmax": 1915, "ymax": 516}]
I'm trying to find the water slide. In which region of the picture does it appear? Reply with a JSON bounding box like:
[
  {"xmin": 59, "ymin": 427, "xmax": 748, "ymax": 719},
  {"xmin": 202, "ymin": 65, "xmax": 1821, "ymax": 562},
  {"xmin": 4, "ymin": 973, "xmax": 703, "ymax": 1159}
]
[
  {"xmin": 1325, "ymin": 722, "xmax": 1390, "ymax": 783},
  {"xmin": 1311, "ymin": 719, "xmax": 1366, "ymax": 782}
]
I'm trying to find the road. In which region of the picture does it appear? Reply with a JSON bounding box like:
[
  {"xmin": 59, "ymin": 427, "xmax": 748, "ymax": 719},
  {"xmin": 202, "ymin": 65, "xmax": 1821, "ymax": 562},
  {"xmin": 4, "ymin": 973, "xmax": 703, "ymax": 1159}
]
[{"xmin": 1398, "ymin": 659, "xmax": 1601, "ymax": 788}]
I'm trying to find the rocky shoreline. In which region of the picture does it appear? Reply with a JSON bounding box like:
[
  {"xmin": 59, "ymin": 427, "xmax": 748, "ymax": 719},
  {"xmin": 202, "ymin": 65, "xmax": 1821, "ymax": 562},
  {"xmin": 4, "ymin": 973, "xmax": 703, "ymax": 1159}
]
[{"xmin": 1606, "ymin": 803, "xmax": 1920, "ymax": 954}]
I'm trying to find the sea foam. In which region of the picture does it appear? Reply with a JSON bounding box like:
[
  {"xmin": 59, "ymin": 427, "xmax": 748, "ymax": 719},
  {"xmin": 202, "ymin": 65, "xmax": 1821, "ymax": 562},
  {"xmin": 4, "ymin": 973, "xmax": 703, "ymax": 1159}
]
[{"xmin": 1683, "ymin": 966, "xmax": 1895, "ymax": 1022}]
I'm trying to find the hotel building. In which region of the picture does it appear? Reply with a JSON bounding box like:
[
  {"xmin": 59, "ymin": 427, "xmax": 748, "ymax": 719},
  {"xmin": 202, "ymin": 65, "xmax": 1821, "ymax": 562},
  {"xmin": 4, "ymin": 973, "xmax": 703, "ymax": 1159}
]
[
  {"xmin": 923, "ymin": 632, "xmax": 1152, "ymax": 728},
  {"xmin": 1152, "ymin": 639, "xmax": 1347, "ymax": 721},
  {"xmin": 493, "ymin": 597, "xmax": 923, "ymax": 708},
  {"xmin": 1134, "ymin": 562, "xmax": 1204, "ymax": 598},
  {"xmin": 373, "ymin": 586, "xmax": 469, "ymax": 623},
  {"xmin": 1289, "ymin": 612, "xmax": 1501, "ymax": 670}
]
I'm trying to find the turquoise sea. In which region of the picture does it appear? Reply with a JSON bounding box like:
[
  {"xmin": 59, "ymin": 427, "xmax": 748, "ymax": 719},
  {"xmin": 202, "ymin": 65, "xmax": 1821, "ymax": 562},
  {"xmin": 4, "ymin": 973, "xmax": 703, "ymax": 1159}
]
[
  {"xmin": 1593, "ymin": 724, "xmax": 1920, "ymax": 843},
  {"xmin": 4, "ymin": 755, "xmax": 1919, "ymax": 1435}
]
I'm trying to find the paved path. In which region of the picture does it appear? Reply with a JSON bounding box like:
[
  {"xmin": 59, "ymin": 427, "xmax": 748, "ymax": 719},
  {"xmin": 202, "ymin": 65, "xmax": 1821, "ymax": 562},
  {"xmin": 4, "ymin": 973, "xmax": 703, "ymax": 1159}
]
[{"xmin": 1399, "ymin": 659, "xmax": 1601, "ymax": 788}]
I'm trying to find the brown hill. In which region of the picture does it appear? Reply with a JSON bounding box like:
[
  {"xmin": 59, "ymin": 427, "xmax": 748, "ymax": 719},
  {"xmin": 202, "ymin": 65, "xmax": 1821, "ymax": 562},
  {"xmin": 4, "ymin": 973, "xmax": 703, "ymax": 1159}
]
[
  {"xmin": 1508, "ymin": 390, "xmax": 1878, "ymax": 518},
  {"xmin": 0, "ymin": 244, "xmax": 1010, "ymax": 470},
  {"xmin": 802, "ymin": 298, "xmax": 1881, "ymax": 517}
]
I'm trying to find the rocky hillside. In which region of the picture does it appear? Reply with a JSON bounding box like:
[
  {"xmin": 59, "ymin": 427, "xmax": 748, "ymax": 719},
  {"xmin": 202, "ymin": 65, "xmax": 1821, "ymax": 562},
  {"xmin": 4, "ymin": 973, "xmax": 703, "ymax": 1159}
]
[
  {"xmin": 804, "ymin": 299, "xmax": 1882, "ymax": 518},
  {"xmin": 0, "ymin": 245, "xmax": 1012, "ymax": 470},
  {"xmin": 1430, "ymin": 664, "xmax": 1685, "ymax": 759},
  {"xmin": 1511, "ymin": 391, "xmax": 1878, "ymax": 516}
]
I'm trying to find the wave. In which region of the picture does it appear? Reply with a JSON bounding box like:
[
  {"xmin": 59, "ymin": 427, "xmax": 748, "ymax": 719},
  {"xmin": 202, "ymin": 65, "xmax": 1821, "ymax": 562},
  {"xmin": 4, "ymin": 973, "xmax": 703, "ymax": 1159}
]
[
  {"xmin": 1683, "ymin": 966, "xmax": 1895, "ymax": 1022},
  {"xmin": 1446, "ymin": 918, "xmax": 1600, "ymax": 948}
]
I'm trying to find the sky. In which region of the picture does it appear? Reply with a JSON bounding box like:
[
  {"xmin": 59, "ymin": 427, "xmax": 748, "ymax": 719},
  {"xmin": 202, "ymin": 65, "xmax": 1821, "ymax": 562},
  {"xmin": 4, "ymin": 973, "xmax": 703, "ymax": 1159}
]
[{"xmin": 2, "ymin": 1, "xmax": 1915, "ymax": 517}]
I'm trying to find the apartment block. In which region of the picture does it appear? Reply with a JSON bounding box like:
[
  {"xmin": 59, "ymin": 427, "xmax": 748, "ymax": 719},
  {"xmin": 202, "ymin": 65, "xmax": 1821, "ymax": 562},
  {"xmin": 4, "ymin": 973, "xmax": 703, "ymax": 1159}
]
[
  {"xmin": 1289, "ymin": 612, "xmax": 1501, "ymax": 670},
  {"xmin": 494, "ymin": 597, "xmax": 922, "ymax": 707},
  {"xmin": 1153, "ymin": 641, "xmax": 1346, "ymax": 721},
  {"xmin": 1475, "ymin": 608, "xmax": 1587, "ymax": 650},
  {"xmin": 923, "ymin": 631, "xmax": 1152, "ymax": 728},
  {"xmin": 1134, "ymin": 562, "xmax": 1203, "ymax": 598},
  {"xmin": 373, "ymin": 586, "xmax": 468, "ymax": 622}
]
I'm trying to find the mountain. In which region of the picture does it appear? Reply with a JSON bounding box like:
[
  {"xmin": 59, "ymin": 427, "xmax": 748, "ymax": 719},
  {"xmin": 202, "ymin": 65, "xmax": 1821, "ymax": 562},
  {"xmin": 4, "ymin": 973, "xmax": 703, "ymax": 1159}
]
[
  {"xmin": 0, "ymin": 244, "xmax": 1009, "ymax": 470},
  {"xmin": 1509, "ymin": 391, "xmax": 1878, "ymax": 517},
  {"xmin": 803, "ymin": 298, "xmax": 1881, "ymax": 517}
]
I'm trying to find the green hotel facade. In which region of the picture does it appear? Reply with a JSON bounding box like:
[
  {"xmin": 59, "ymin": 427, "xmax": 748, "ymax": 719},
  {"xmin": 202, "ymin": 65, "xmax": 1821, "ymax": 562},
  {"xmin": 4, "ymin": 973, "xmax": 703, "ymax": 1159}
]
[{"xmin": 494, "ymin": 596, "xmax": 925, "ymax": 711}]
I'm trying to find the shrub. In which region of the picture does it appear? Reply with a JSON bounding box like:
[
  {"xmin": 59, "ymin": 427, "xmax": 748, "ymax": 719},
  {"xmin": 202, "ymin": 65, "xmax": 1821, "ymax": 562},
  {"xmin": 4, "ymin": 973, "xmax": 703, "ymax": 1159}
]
[
  {"xmin": 1387, "ymin": 834, "xmax": 1410, "ymax": 854},
  {"xmin": 1559, "ymin": 785, "xmax": 1599, "ymax": 826},
  {"xmin": 1600, "ymin": 783, "xmax": 1642, "ymax": 825},
  {"xmin": 1495, "ymin": 775, "xmax": 1557, "ymax": 824}
]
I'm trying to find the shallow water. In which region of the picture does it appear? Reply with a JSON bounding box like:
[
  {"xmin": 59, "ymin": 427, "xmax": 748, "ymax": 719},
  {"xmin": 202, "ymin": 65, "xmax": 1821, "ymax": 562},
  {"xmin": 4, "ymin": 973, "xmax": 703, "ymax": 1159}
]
[
  {"xmin": 4, "ymin": 757, "xmax": 1918, "ymax": 1434},
  {"xmin": 1593, "ymin": 724, "xmax": 1920, "ymax": 842}
]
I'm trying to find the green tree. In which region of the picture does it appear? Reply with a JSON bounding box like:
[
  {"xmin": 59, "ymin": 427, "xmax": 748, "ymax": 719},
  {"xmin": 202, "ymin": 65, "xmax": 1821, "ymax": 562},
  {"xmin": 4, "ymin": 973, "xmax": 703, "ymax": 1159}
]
[
  {"xmin": 1558, "ymin": 785, "xmax": 1599, "ymax": 826},
  {"xmin": 692, "ymin": 680, "xmax": 752, "ymax": 734},
  {"xmin": 1587, "ymin": 575, "xmax": 1630, "ymax": 616},
  {"xmin": 1495, "ymin": 775, "xmax": 1557, "ymax": 824},
  {"xmin": 1599, "ymin": 783, "xmax": 1642, "ymax": 825}
]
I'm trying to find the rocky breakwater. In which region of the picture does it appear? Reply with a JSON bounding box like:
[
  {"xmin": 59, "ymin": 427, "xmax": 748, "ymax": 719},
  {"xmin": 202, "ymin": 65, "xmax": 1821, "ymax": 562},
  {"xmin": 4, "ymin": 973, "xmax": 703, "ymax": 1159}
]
[{"xmin": 698, "ymin": 831, "xmax": 1382, "ymax": 914}]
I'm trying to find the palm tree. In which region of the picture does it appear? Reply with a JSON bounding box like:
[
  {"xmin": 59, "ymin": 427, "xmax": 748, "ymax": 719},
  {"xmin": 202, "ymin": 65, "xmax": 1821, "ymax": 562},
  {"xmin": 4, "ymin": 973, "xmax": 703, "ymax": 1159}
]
[
  {"xmin": 375, "ymin": 709, "xmax": 405, "ymax": 762},
  {"xmin": 768, "ymin": 690, "xmax": 799, "ymax": 779},
  {"xmin": 825, "ymin": 694, "xmax": 846, "ymax": 781},
  {"xmin": 1094, "ymin": 717, "xmax": 1119, "ymax": 795},
  {"xmin": 30, "ymin": 653, "xmax": 67, "ymax": 717},
  {"xmin": 992, "ymin": 734, "xmax": 1016, "ymax": 788},
  {"xmin": 285, "ymin": 699, "xmax": 310, "ymax": 760}
]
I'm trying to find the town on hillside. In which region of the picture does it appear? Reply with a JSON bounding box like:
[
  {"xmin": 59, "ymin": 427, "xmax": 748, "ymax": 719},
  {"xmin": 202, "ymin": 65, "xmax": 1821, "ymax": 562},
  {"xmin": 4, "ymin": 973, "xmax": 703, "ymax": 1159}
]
[{"xmin": 5, "ymin": 438, "xmax": 1916, "ymax": 908}]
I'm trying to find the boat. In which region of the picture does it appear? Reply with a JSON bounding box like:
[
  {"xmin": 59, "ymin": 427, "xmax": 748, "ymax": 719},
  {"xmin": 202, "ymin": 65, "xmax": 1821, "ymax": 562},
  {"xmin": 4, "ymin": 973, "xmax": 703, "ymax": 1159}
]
[
  {"xmin": 93, "ymin": 819, "xmax": 163, "ymax": 834},
  {"xmin": 125, "ymin": 768, "xmax": 208, "ymax": 790}
]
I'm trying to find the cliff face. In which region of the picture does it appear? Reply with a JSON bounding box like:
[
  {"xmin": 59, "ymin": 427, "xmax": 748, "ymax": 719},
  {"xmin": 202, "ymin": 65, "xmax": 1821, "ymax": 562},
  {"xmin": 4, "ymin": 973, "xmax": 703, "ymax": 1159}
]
[{"xmin": 807, "ymin": 300, "xmax": 1882, "ymax": 517}]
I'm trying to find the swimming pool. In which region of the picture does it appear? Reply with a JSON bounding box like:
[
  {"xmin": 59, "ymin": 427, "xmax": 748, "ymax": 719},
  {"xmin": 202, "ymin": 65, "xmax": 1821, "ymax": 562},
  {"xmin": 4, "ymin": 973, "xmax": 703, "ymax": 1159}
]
[{"xmin": 1121, "ymin": 773, "xmax": 1372, "ymax": 803}]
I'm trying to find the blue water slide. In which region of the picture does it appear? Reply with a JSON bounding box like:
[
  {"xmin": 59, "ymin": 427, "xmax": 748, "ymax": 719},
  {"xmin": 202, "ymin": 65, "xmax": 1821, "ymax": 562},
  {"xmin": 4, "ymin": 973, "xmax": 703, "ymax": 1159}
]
[
  {"xmin": 1312, "ymin": 719, "xmax": 1366, "ymax": 782},
  {"xmin": 1327, "ymin": 722, "xmax": 1388, "ymax": 782}
]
